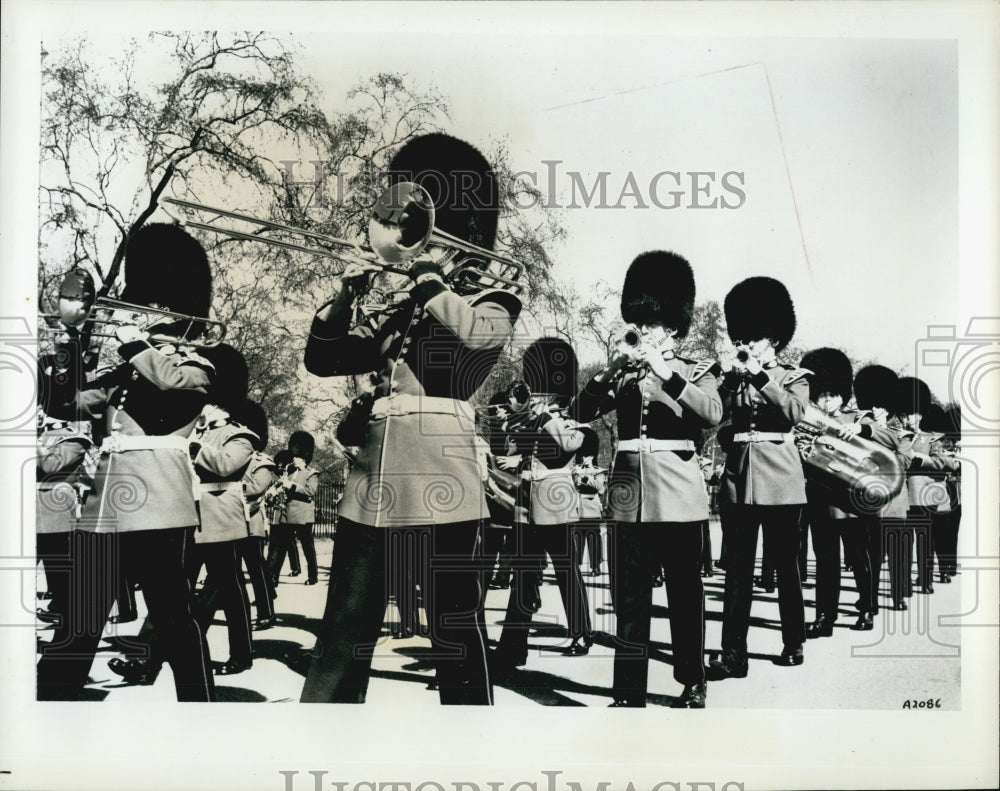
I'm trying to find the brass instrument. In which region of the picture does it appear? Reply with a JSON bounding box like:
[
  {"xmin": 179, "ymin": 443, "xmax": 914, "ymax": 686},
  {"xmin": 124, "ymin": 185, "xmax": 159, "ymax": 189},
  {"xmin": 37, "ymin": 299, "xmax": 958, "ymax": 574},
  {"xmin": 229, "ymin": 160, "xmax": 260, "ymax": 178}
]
[
  {"xmin": 795, "ymin": 404, "xmax": 904, "ymax": 515},
  {"xmin": 161, "ymin": 181, "xmax": 525, "ymax": 301},
  {"xmin": 43, "ymin": 292, "xmax": 226, "ymax": 349}
]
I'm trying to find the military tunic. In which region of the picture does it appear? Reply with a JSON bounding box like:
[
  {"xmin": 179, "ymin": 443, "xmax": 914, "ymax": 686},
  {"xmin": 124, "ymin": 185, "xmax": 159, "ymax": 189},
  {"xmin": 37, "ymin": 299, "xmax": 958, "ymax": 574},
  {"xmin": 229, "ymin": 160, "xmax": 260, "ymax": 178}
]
[{"xmin": 191, "ymin": 421, "xmax": 257, "ymax": 543}]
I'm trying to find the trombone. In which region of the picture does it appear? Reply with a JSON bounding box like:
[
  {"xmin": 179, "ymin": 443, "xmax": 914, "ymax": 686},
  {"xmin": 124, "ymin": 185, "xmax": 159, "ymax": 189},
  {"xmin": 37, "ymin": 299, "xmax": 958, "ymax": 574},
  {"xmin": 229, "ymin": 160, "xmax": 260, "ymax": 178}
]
[
  {"xmin": 161, "ymin": 181, "xmax": 525, "ymax": 297},
  {"xmin": 42, "ymin": 292, "xmax": 226, "ymax": 349}
]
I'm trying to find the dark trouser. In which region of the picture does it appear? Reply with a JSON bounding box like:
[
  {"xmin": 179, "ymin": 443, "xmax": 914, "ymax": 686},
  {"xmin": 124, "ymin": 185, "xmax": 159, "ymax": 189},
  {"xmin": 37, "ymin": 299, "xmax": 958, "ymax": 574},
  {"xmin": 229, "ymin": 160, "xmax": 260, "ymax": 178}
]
[
  {"xmin": 613, "ymin": 521, "xmax": 706, "ymax": 704},
  {"xmin": 301, "ymin": 519, "xmax": 491, "ymax": 705},
  {"xmin": 36, "ymin": 527, "xmax": 214, "ymax": 701},
  {"xmin": 700, "ymin": 521, "xmax": 713, "ymax": 573},
  {"xmin": 188, "ymin": 540, "xmax": 253, "ymax": 666},
  {"xmin": 292, "ymin": 523, "xmax": 318, "ymax": 581},
  {"xmin": 237, "ymin": 536, "xmax": 276, "ymax": 621},
  {"xmin": 797, "ymin": 510, "xmax": 810, "ymax": 581},
  {"xmin": 266, "ymin": 524, "xmax": 297, "ymax": 583},
  {"xmin": 934, "ymin": 507, "xmax": 960, "ymax": 577},
  {"xmin": 910, "ymin": 506, "xmax": 935, "ymax": 588},
  {"xmin": 720, "ymin": 504, "xmax": 805, "ymax": 656},
  {"xmin": 495, "ymin": 522, "xmax": 593, "ymax": 664},
  {"xmin": 37, "ymin": 531, "xmax": 73, "ymax": 621},
  {"xmin": 388, "ymin": 529, "xmax": 421, "ymax": 635},
  {"xmin": 883, "ymin": 517, "xmax": 913, "ymax": 602},
  {"xmin": 810, "ymin": 511, "xmax": 873, "ymax": 621},
  {"xmin": 573, "ymin": 519, "xmax": 604, "ymax": 571},
  {"xmin": 862, "ymin": 517, "xmax": 883, "ymax": 613}
]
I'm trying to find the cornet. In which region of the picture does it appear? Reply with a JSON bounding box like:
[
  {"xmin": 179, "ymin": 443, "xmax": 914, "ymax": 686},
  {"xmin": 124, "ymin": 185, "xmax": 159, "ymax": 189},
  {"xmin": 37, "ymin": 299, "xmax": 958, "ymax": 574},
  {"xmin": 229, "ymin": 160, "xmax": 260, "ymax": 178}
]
[{"xmin": 161, "ymin": 181, "xmax": 525, "ymax": 301}]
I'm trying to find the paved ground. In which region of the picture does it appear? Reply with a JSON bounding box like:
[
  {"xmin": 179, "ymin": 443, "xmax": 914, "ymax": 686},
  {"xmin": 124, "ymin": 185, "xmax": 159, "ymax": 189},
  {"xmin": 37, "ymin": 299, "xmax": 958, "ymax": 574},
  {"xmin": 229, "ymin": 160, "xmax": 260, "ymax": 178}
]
[{"xmin": 40, "ymin": 520, "xmax": 962, "ymax": 709}]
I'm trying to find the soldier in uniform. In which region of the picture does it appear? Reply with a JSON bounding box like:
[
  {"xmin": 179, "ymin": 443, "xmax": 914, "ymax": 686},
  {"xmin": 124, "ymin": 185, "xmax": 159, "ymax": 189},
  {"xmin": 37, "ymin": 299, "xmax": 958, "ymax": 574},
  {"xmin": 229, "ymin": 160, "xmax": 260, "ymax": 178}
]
[
  {"xmin": 573, "ymin": 251, "xmax": 721, "ymax": 708},
  {"xmin": 280, "ymin": 431, "xmax": 321, "ymax": 585},
  {"xmin": 572, "ymin": 427, "xmax": 607, "ymax": 578},
  {"xmin": 852, "ymin": 365, "xmax": 914, "ymax": 612},
  {"xmin": 36, "ymin": 223, "xmax": 216, "ymax": 701},
  {"xmin": 799, "ymin": 348, "xmax": 878, "ymax": 635},
  {"xmin": 236, "ymin": 400, "xmax": 278, "ymax": 630},
  {"xmin": 299, "ymin": 134, "xmax": 520, "ymax": 705},
  {"xmin": 710, "ymin": 276, "xmax": 809, "ymax": 678},
  {"xmin": 493, "ymin": 338, "xmax": 593, "ymax": 670}
]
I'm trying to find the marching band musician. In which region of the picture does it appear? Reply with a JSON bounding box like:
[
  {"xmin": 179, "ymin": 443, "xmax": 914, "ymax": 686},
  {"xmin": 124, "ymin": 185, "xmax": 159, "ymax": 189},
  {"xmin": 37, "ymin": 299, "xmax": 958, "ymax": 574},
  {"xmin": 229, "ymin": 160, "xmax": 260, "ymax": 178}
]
[
  {"xmin": 572, "ymin": 251, "xmax": 721, "ymax": 709},
  {"xmin": 283, "ymin": 431, "xmax": 321, "ymax": 586},
  {"xmin": 493, "ymin": 338, "xmax": 594, "ymax": 671},
  {"xmin": 710, "ymin": 276, "xmax": 809, "ymax": 678},
  {"xmin": 186, "ymin": 344, "xmax": 257, "ymax": 677},
  {"xmin": 934, "ymin": 405, "xmax": 961, "ymax": 583},
  {"xmin": 852, "ymin": 365, "xmax": 915, "ymax": 612},
  {"xmin": 572, "ymin": 427, "xmax": 607, "ymax": 578},
  {"xmin": 37, "ymin": 223, "xmax": 216, "ymax": 702},
  {"xmin": 300, "ymin": 134, "xmax": 520, "ymax": 705},
  {"xmin": 265, "ymin": 449, "xmax": 297, "ymax": 585},
  {"xmin": 798, "ymin": 348, "xmax": 877, "ymax": 635},
  {"xmin": 237, "ymin": 401, "xmax": 279, "ymax": 630}
]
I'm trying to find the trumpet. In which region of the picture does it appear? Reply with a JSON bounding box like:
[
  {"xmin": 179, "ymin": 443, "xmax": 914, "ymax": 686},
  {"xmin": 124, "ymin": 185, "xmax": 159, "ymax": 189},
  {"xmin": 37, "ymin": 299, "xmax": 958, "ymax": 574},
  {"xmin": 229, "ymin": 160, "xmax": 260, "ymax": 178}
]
[{"xmin": 161, "ymin": 181, "xmax": 525, "ymax": 299}]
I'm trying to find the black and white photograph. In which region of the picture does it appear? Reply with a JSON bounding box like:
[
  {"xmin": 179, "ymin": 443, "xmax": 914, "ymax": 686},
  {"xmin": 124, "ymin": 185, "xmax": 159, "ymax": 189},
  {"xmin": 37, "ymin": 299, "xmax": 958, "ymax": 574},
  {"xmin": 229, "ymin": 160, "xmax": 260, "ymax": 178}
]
[{"xmin": 1, "ymin": 1, "xmax": 998, "ymax": 790}]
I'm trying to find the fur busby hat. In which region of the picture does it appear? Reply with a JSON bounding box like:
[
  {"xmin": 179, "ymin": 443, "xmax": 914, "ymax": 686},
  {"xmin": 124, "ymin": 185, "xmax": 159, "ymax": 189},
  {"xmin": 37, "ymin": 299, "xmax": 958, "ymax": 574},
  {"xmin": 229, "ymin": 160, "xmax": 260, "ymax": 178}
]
[
  {"xmin": 274, "ymin": 449, "xmax": 294, "ymax": 469},
  {"xmin": 921, "ymin": 403, "xmax": 947, "ymax": 434},
  {"xmin": 288, "ymin": 430, "xmax": 315, "ymax": 465},
  {"xmin": 896, "ymin": 376, "xmax": 934, "ymax": 416},
  {"xmin": 120, "ymin": 223, "xmax": 212, "ymax": 322},
  {"xmin": 200, "ymin": 344, "xmax": 249, "ymax": 414},
  {"xmin": 577, "ymin": 426, "xmax": 600, "ymax": 460},
  {"xmin": 800, "ymin": 347, "xmax": 853, "ymax": 404},
  {"xmin": 724, "ymin": 276, "xmax": 796, "ymax": 352},
  {"xmin": 236, "ymin": 400, "xmax": 269, "ymax": 451},
  {"xmin": 522, "ymin": 337, "xmax": 578, "ymax": 401},
  {"xmin": 620, "ymin": 251, "xmax": 695, "ymax": 337},
  {"xmin": 387, "ymin": 133, "xmax": 499, "ymax": 252},
  {"xmin": 944, "ymin": 404, "xmax": 961, "ymax": 441},
  {"xmin": 853, "ymin": 365, "xmax": 899, "ymax": 411}
]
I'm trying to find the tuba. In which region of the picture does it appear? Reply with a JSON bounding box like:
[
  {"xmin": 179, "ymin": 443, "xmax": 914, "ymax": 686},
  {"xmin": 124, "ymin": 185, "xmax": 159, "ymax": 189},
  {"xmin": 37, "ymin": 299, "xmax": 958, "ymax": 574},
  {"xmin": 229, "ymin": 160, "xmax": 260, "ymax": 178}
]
[{"xmin": 795, "ymin": 404, "xmax": 904, "ymax": 515}]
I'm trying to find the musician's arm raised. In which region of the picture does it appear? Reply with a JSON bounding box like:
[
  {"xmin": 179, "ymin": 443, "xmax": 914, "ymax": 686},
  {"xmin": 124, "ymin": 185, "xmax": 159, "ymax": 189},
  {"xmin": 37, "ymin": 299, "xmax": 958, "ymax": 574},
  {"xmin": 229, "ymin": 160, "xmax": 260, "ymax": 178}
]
[
  {"xmin": 305, "ymin": 276, "xmax": 380, "ymax": 377},
  {"xmin": 748, "ymin": 368, "xmax": 810, "ymax": 424},
  {"xmin": 658, "ymin": 364, "xmax": 724, "ymax": 427}
]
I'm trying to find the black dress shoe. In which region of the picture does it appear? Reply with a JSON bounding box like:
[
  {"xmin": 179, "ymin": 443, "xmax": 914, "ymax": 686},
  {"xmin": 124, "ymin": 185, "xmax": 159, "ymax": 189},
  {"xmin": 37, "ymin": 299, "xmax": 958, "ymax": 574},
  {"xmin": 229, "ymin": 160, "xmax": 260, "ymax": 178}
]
[
  {"xmin": 608, "ymin": 699, "xmax": 643, "ymax": 708},
  {"xmin": 305, "ymin": 578, "xmax": 319, "ymax": 585},
  {"xmin": 707, "ymin": 651, "xmax": 748, "ymax": 680},
  {"xmin": 776, "ymin": 644, "xmax": 804, "ymax": 667},
  {"xmin": 214, "ymin": 658, "xmax": 252, "ymax": 676},
  {"xmin": 289, "ymin": 570, "xmax": 301, "ymax": 577},
  {"xmin": 392, "ymin": 628, "xmax": 415, "ymax": 640},
  {"xmin": 108, "ymin": 657, "xmax": 158, "ymax": 685},
  {"xmin": 671, "ymin": 683, "xmax": 707, "ymax": 709},
  {"xmin": 920, "ymin": 583, "xmax": 934, "ymax": 594},
  {"xmin": 565, "ymin": 635, "xmax": 594, "ymax": 656},
  {"xmin": 109, "ymin": 613, "xmax": 138, "ymax": 625},
  {"xmin": 894, "ymin": 599, "xmax": 908, "ymax": 611},
  {"xmin": 939, "ymin": 573, "xmax": 952, "ymax": 584},
  {"xmin": 806, "ymin": 617, "xmax": 834, "ymax": 639},
  {"xmin": 852, "ymin": 612, "xmax": 875, "ymax": 631}
]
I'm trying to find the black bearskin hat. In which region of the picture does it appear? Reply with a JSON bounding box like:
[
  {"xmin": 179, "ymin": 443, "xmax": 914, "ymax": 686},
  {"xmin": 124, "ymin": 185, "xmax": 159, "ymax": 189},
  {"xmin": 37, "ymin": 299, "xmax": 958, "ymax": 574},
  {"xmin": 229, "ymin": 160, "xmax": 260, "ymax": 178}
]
[
  {"xmin": 853, "ymin": 365, "xmax": 899, "ymax": 411},
  {"xmin": 620, "ymin": 251, "xmax": 695, "ymax": 337},
  {"xmin": 800, "ymin": 347, "xmax": 853, "ymax": 404},
  {"xmin": 896, "ymin": 376, "xmax": 934, "ymax": 416},
  {"xmin": 522, "ymin": 338, "xmax": 578, "ymax": 401},
  {"xmin": 921, "ymin": 403, "xmax": 947, "ymax": 434},
  {"xmin": 387, "ymin": 133, "xmax": 499, "ymax": 252},
  {"xmin": 200, "ymin": 344, "xmax": 249, "ymax": 414},
  {"xmin": 120, "ymin": 223, "xmax": 211, "ymax": 322},
  {"xmin": 236, "ymin": 400, "xmax": 269, "ymax": 451},
  {"xmin": 577, "ymin": 426, "xmax": 600, "ymax": 459},
  {"xmin": 944, "ymin": 404, "xmax": 961, "ymax": 442},
  {"xmin": 724, "ymin": 276, "xmax": 796, "ymax": 352},
  {"xmin": 274, "ymin": 449, "xmax": 294, "ymax": 469},
  {"xmin": 288, "ymin": 430, "xmax": 315, "ymax": 465}
]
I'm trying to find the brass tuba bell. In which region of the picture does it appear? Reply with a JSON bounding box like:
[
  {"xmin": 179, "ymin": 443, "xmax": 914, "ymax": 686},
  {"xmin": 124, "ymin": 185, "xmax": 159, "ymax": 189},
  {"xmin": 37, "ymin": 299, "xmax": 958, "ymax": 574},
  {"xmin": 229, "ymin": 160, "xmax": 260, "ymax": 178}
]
[{"xmin": 795, "ymin": 404, "xmax": 904, "ymax": 515}]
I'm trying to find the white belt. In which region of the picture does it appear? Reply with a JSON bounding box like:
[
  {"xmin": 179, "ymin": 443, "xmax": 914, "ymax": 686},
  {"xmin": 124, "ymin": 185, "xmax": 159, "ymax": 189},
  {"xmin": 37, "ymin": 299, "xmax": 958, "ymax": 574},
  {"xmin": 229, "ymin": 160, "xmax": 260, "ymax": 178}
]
[
  {"xmin": 101, "ymin": 434, "xmax": 191, "ymax": 454},
  {"xmin": 199, "ymin": 480, "xmax": 244, "ymax": 493},
  {"xmin": 617, "ymin": 439, "xmax": 695, "ymax": 452},
  {"xmin": 371, "ymin": 394, "xmax": 473, "ymax": 420},
  {"xmin": 520, "ymin": 467, "xmax": 574, "ymax": 481},
  {"xmin": 732, "ymin": 431, "xmax": 793, "ymax": 443}
]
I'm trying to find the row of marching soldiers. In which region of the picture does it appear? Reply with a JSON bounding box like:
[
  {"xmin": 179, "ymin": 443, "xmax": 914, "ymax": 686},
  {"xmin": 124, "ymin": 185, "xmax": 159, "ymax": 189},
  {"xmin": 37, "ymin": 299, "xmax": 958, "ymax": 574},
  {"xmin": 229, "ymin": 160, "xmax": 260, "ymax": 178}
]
[
  {"xmin": 35, "ymin": 225, "xmax": 319, "ymax": 701},
  {"xmin": 475, "ymin": 255, "xmax": 961, "ymax": 708}
]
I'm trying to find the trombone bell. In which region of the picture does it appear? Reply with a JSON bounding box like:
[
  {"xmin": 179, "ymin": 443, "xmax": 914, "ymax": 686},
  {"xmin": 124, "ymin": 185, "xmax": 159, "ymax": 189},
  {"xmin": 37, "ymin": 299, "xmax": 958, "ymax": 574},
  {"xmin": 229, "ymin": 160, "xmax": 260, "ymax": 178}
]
[{"xmin": 368, "ymin": 182, "xmax": 436, "ymax": 265}]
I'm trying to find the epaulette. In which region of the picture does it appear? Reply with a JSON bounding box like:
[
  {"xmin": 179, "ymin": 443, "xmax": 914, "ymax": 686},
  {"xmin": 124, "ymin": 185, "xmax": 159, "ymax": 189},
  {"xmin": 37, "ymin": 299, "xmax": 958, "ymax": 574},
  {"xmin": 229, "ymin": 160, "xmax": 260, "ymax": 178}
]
[
  {"xmin": 465, "ymin": 288, "xmax": 522, "ymax": 321},
  {"xmin": 252, "ymin": 452, "xmax": 278, "ymax": 472},
  {"xmin": 783, "ymin": 367, "xmax": 812, "ymax": 385},
  {"xmin": 174, "ymin": 348, "xmax": 215, "ymax": 372},
  {"xmin": 688, "ymin": 360, "xmax": 722, "ymax": 381}
]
